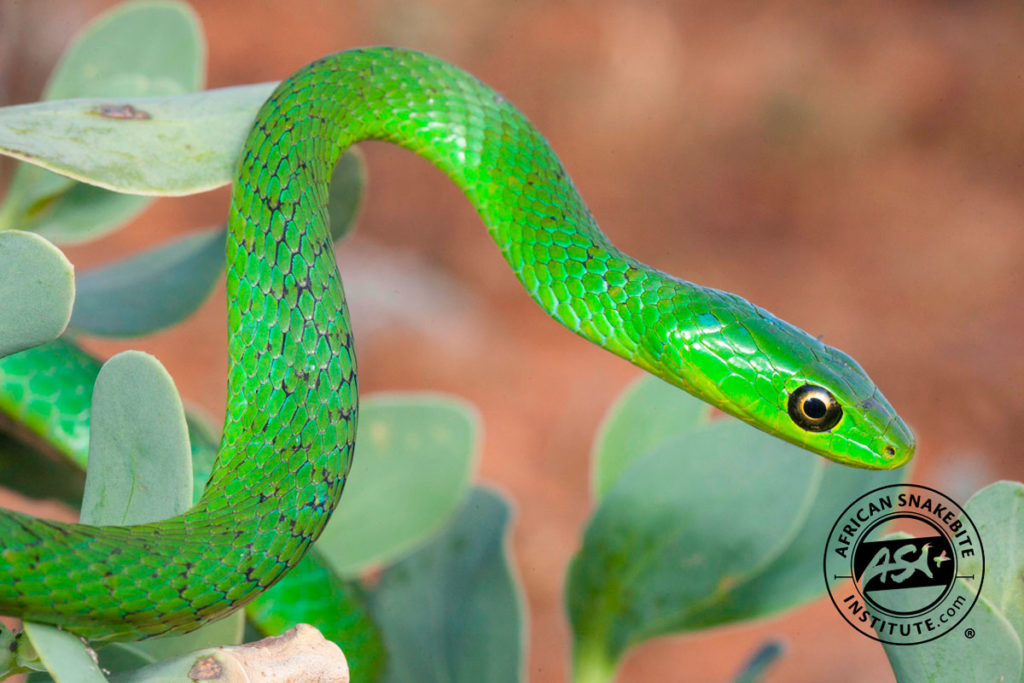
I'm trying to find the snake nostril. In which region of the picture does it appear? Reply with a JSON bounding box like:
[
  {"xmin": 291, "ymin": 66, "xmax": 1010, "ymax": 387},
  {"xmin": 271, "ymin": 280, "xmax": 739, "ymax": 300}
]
[{"xmin": 884, "ymin": 445, "xmax": 896, "ymax": 458}]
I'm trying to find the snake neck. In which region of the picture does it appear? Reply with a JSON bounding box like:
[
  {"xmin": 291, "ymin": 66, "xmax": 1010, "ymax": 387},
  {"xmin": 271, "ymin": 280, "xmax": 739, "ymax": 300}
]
[
  {"xmin": 209, "ymin": 47, "xmax": 671, "ymax": 502},
  {"xmin": 222, "ymin": 49, "xmax": 666, "ymax": 424}
]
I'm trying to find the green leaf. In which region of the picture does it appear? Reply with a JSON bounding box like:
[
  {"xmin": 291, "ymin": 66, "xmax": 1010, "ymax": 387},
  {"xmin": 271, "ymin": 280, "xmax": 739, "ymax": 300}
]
[
  {"xmin": 881, "ymin": 594, "xmax": 1022, "ymax": 682},
  {"xmin": 92, "ymin": 646, "xmax": 153, "ymax": 678},
  {"xmin": 316, "ymin": 394, "xmax": 479, "ymax": 577},
  {"xmin": 247, "ymin": 553, "xmax": 385, "ymax": 681},
  {"xmin": 22, "ymin": 622, "xmax": 107, "ymax": 683},
  {"xmin": 101, "ymin": 613, "xmax": 245, "ymax": 676},
  {"xmin": 591, "ymin": 375, "xmax": 712, "ymax": 499},
  {"xmin": 879, "ymin": 482, "xmax": 1024, "ymax": 682},
  {"xmin": 0, "ymin": 83, "xmax": 276, "ymax": 196},
  {"xmin": 568, "ymin": 394, "xmax": 905, "ymax": 682},
  {"xmin": 0, "ymin": 431, "xmax": 85, "ymax": 506},
  {"xmin": 878, "ymin": 531, "xmax": 1023, "ymax": 682},
  {"xmin": 42, "ymin": 2, "xmax": 204, "ymax": 100},
  {"xmin": 81, "ymin": 350, "xmax": 192, "ymax": 525},
  {"xmin": 0, "ymin": 231, "xmax": 74, "ymax": 358},
  {"xmin": 569, "ymin": 421, "xmax": 818, "ymax": 680},
  {"xmin": 30, "ymin": 185, "xmax": 151, "ymax": 246},
  {"xmin": 963, "ymin": 481, "xmax": 1024, "ymax": 641},
  {"xmin": 0, "ymin": 0, "xmax": 205, "ymax": 240},
  {"xmin": 69, "ymin": 227, "xmax": 225, "ymax": 337},
  {"xmin": 328, "ymin": 147, "xmax": 367, "ymax": 242},
  {"xmin": 369, "ymin": 487, "xmax": 524, "ymax": 683},
  {"xmin": 105, "ymin": 651, "xmax": 250, "ymax": 682},
  {"xmin": 680, "ymin": 457, "xmax": 903, "ymax": 628}
]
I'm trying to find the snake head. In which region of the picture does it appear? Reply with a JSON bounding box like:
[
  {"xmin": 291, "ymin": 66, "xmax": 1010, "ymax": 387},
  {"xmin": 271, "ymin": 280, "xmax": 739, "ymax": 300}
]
[
  {"xmin": 777, "ymin": 348, "xmax": 917, "ymax": 470},
  {"xmin": 643, "ymin": 285, "xmax": 916, "ymax": 470}
]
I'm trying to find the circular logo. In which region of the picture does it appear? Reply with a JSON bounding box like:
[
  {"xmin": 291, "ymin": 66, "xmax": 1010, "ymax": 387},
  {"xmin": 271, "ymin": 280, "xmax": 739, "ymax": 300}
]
[{"xmin": 823, "ymin": 484, "xmax": 984, "ymax": 645}]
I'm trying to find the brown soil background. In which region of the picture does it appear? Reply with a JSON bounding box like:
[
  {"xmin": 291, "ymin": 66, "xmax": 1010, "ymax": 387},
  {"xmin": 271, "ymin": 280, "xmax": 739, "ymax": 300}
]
[{"xmin": 2, "ymin": 1, "xmax": 1023, "ymax": 681}]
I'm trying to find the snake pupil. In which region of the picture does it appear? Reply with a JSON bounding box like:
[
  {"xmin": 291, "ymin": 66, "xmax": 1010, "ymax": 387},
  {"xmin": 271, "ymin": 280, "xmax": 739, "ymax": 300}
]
[
  {"xmin": 787, "ymin": 384, "xmax": 842, "ymax": 432},
  {"xmin": 804, "ymin": 397, "xmax": 827, "ymax": 419}
]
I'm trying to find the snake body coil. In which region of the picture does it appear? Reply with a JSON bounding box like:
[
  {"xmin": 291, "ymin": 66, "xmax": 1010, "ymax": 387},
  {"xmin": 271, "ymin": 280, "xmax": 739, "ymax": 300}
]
[{"xmin": 0, "ymin": 48, "xmax": 914, "ymax": 641}]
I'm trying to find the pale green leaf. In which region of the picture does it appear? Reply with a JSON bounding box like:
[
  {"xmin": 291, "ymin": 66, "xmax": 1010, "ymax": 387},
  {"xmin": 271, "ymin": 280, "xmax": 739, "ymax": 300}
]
[
  {"xmin": 880, "ymin": 482, "xmax": 1024, "ymax": 682},
  {"xmin": 92, "ymin": 646, "xmax": 153, "ymax": 678},
  {"xmin": 591, "ymin": 374, "xmax": 712, "ymax": 499},
  {"xmin": 878, "ymin": 530, "xmax": 1023, "ymax": 683},
  {"xmin": 370, "ymin": 487, "xmax": 524, "ymax": 683},
  {"xmin": 0, "ymin": 84, "xmax": 276, "ymax": 196},
  {"xmin": 106, "ymin": 648, "xmax": 248, "ymax": 683},
  {"xmin": 69, "ymin": 227, "xmax": 225, "ymax": 337},
  {"xmin": 43, "ymin": 1, "xmax": 204, "ymax": 100},
  {"xmin": 681, "ymin": 457, "xmax": 903, "ymax": 628},
  {"xmin": 81, "ymin": 350, "xmax": 192, "ymax": 525},
  {"xmin": 569, "ymin": 421, "xmax": 821, "ymax": 679},
  {"xmin": 569, "ymin": 391, "xmax": 905, "ymax": 682},
  {"xmin": 0, "ymin": 0, "xmax": 205, "ymax": 240},
  {"xmin": 963, "ymin": 481, "xmax": 1024, "ymax": 642},
  {"xmin": 30, "ymin": 185, "xmax": 151, "ymax": 245},
  {"xmin": 106, "ymin": 613, "xmax": 244, "ymax": 673},
  {"xmin": 881, "ymin": 593, "xmax": 1022, "ymax": 682},
  {"xmin": 0, "ymin": 231, "xmax": 74, "ymax": 358},
  {"xmin": 316, "ymin": 394, "xmax": 479, "ymax": 577},
  {"xmin": 22, "ymin": 622, "xmax": 106, "ymax": 683},
  {"xmin": 328, "ymin": 147, "xmax": 367, "ymax": 242}
]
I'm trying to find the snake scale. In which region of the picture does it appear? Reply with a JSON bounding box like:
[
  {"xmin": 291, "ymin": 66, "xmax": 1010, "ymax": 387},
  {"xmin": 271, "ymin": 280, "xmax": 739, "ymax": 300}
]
[{"xmin": 0, "ymin": 48, "xmax": 914, "ymax": 641}]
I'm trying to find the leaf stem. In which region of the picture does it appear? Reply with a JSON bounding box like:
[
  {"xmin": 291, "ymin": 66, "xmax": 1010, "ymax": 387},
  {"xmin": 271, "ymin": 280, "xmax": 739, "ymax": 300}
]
[
  {"xmin": 0, "ymin": 194, "xmax": 19, "ymax": 232},
  {"xmin": 572, "ymin": 639, "xmax": 618, "ymax": 683}
]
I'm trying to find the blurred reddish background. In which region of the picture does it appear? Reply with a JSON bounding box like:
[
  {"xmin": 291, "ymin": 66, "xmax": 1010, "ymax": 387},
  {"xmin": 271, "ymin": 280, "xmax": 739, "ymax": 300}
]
[{"xmin": 2, "ymin": 1, "xmax": 1023, "ymax": 681}]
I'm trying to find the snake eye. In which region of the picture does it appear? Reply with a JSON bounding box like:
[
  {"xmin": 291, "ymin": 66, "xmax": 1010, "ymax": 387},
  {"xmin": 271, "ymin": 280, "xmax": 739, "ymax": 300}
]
[{"xmin": 787, "ymin": 384, "xmax": 843, "ymax": 432}]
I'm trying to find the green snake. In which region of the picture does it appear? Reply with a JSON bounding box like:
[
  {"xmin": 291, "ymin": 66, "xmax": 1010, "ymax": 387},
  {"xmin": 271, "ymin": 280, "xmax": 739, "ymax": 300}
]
[{"xmin": 0, "ymin": 47, "xmax": 915, "ymax": 642}]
